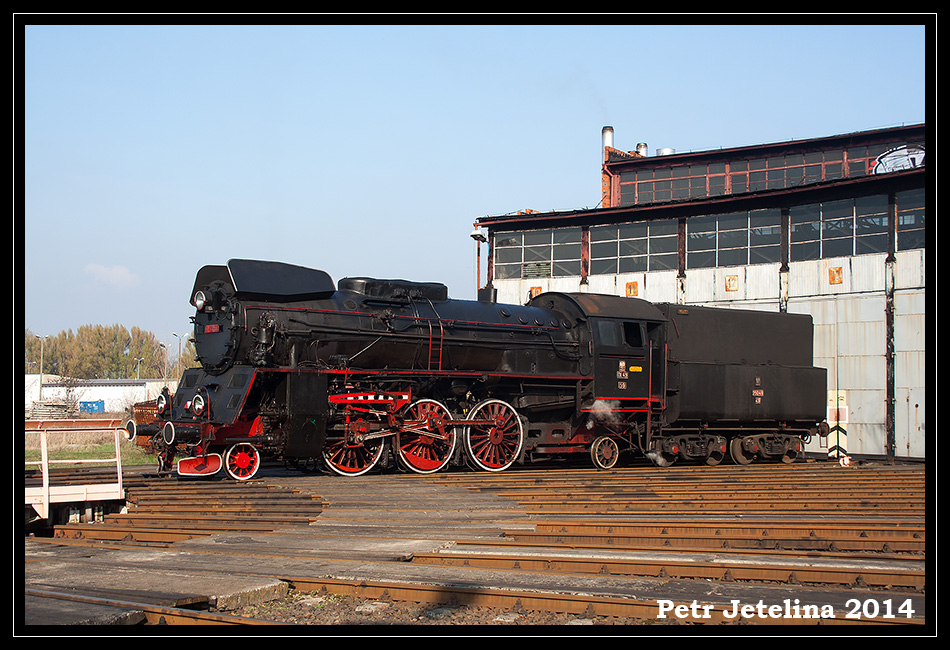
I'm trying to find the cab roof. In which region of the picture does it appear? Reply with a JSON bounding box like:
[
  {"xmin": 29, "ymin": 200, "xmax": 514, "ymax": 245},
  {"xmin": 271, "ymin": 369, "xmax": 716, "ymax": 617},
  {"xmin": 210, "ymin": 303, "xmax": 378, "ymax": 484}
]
[{"xmin": 528, "ymin": 292, "xmax": 666, "ymax": 322}]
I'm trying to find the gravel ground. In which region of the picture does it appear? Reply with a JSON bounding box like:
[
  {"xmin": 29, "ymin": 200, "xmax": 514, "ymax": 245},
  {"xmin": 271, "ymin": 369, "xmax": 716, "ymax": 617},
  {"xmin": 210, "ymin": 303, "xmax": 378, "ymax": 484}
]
[{"xmin": 231, "ymin": 589, "xmax": 668, "ymax": 627}]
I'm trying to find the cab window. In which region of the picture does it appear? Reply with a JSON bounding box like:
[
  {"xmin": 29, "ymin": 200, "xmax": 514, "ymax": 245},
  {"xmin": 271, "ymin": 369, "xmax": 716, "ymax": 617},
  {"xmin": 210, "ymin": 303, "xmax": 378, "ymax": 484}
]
[
  {"xmin": 623, "ymin": 321, "xmax": 643, "ymax": 347},
  {"xmin": 595, "ymin": 319, "xmax": 644, "ymax": 348}
]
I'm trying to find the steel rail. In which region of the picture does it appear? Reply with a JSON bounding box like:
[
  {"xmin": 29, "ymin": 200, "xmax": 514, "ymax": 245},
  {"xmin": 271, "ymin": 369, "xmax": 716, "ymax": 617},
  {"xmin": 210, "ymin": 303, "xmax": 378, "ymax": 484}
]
[
  {"xmin": 494, "ymin": 525, "xmax": 925, "ymax": 554},
  {"xmin": 282, "ymin": 576, "xmax": 924, "ymax": 626},
  {"xmin": 408, "ymin": 549, "xmax": 925, "ymax": 589},
  {"xmin": 516, "ymin": 501, "xmax": 924, "ymax": 511},
  {"xmin": 24, "ymin": 588, "xmax": 287, "ymax": 625}
]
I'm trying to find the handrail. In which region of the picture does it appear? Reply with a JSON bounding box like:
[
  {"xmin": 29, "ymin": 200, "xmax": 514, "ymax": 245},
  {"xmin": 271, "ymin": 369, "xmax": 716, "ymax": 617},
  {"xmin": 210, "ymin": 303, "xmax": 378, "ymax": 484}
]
[
  {"xmin": 25, "ymin": 418, "xmax": 124, "ymax": 430},
  {"xmin": 25, "ymin": 424, "xmax": 125, "ymax": 522}
]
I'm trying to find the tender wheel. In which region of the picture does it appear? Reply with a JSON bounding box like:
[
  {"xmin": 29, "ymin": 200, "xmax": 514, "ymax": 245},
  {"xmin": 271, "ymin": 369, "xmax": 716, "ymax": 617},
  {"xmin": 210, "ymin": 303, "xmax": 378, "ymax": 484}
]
[
  {"xmin": 396, "ymin": 399, "xmax": 456, "ymax": 474},
  {"xmin": 322, "ymin": 412, "xmax": 386, "ymax": 476},
  {"xmin": 225, "ymin": 442, "xmax": 261, "ymax": 480},
  {"xmin": 647, "ymin": 450, "xmax": 677, "ymax": 467},
  {"xmin": 705, "ymin": 450, "xmax": 724, "ymax": 466},
  {"xmin": 463, "ymin": 399, "xmax": 524, "ymax": 472},
  {"xmin": 729, "ymin": 437, "xmax": 756, "ymax": 465},
  {"xmin": 705, "ymin": 439, "xmax": 726, "ymax": 466},
  {"xmin": 590, "ymin": 435, "xmax": 620, "ymax": 469}
]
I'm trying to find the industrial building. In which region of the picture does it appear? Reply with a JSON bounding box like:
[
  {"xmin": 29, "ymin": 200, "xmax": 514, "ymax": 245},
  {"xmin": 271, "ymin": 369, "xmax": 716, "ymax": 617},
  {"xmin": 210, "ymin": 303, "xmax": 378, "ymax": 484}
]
[
  {"xmin": 24, "ymin": 374, "xmax": 176, "ymax": 418},
  {"xmin": 475, "ymin": 124, "xmax": 926, "ymax": 461}
]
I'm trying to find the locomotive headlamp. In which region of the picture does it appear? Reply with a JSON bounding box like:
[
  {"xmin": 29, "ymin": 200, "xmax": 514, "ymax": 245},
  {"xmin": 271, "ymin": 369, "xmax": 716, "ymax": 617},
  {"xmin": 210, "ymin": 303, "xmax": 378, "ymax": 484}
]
[
  {"xmin": 191, "ymin": 393, "xmax": 206, "ymax": 416},
  {"xmin": 156, "ymin": 393, "xmax": 168, "ymax": 415},
  {"xmin": 194, "ymin": 290, "xmax": 207, "ymax": 310}
]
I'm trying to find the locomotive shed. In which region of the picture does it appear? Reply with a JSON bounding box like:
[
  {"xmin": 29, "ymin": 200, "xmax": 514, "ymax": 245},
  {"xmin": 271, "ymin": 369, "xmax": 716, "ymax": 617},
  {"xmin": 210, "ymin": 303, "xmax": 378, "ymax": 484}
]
[{"xmin": 23, "ymin": 459, "xmax": 927, "ymax": 629}]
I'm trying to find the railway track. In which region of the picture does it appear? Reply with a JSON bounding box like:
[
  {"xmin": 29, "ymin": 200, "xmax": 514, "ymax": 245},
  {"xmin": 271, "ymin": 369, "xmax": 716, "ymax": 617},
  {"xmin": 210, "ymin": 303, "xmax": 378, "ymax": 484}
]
[
  {"xmin": 24, "ymin": 460, "xmax": 928, "ymax": 626},
  {"xmin": 432, "ymin": 463, "xmax": 928, "ymax": 517},
  {"xmin": 415, "ymin": 463, "xmax": 926, "ymax": 595},
  {"xmin": 48, "ymin": 478, "xmax": 325, "ymax": 545}
]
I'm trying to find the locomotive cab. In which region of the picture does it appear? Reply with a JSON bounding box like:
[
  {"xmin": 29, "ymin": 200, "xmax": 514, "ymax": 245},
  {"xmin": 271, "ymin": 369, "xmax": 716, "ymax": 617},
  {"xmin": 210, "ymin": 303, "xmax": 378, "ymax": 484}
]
[{"xmin": 589, "ymin": 316, "xmax": 665, "ymax": 407}]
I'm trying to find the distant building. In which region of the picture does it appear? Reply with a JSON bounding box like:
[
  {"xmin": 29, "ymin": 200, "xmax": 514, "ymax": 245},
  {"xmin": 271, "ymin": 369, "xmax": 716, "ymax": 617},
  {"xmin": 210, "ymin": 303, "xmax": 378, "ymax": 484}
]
[
  {"xmin": 25, "ymin": 374, "xmax": 178, "ymax": 417},
  {"xmin": 476, "ymin": 124, "xmax": 926, "ymax": 461}
]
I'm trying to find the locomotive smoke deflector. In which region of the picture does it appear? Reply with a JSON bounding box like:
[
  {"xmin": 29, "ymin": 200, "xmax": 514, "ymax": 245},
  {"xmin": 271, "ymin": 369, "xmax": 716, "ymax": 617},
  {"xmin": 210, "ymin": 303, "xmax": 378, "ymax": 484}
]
[{"xmin": 225, "ymin": 258, "xmax": 336, "ymax": 302}]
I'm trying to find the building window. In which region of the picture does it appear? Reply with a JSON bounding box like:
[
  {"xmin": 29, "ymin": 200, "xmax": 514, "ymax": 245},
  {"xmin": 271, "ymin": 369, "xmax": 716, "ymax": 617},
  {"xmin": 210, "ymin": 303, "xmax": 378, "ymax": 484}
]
[
  {"xmin": 590, "ymin": 219, "xmax": 677, "ymax": 274},
  {"xmin": 685, "ymin": 215, "xmax": 717, "ymax": 269},
  {"xmin": 494, "ymin": 232, "xmax": 523, "ymax": 279},
  {"xmin": 648, "ymin": 219, "xmax": 678, "ymax": 270},
  {"xmin": 847, "ymin": 144, "xmax": 891, "ymax": 178},
  {"xmin": 686, "ymin": 209, "xmax": 780, "ymax": 269},
  {"xmin": 854, "ymin": 195, "xmax": 888, "ymax": 255},
  {"xmin": 791, "ymin": 200, "xmax": 854, "ymax": 260},
  {"xmin": 493, "ymin": 228, "xmax": 582, "ymax": 279},
  {"xmin": 789, "ymin": 203, "xmax": 821, "ymax": 261},
  {"xmin": 591, "ymin": 222, "xmax": 645, "ymax": 274},
  {"xmin": 820, "ymin": 199, "xmax": 854, "ymax": 258},
  {"xmin": 896, "ymin": 189, "xmax": 925, "ymax": 250},
  {"xmin": 789, "ymin": 195, "xmax": 894, "ymax": 261},
  {"xmin": 749, "ymin": 209, "xmax": 782, "ymax": 264}
]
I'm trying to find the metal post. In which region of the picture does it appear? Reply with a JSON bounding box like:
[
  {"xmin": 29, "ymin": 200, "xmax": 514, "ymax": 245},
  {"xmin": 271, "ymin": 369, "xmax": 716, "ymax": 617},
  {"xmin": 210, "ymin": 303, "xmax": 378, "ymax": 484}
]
[
  {"xmin": 40, "ymin": 431, "xmax": 49, "ymax": 520},
  {"xmin": 884, "ymin": 192, "xmax": 897, "ymax": 462}
]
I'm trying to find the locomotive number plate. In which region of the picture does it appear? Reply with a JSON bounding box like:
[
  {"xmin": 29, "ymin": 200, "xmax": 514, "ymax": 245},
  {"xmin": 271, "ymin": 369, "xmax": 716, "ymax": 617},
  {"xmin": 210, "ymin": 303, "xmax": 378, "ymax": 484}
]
[{"xmin": 204, "ymin": 324, "xmax": 221, "ymax": 333}]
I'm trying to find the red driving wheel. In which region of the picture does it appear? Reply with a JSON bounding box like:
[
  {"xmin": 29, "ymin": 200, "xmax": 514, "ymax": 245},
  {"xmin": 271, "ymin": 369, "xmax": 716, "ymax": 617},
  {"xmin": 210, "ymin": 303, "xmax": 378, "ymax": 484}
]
[
  {"xmin": 463, "ymin": 399, "xmax": 524, "ymax": 472},
  {"xmin": 225, "ymin": 442, "xmax": 261, "ymax": 480},
  {"xmin": 396, "ymin": 399, "xmax": 456, "ymax": 474}
]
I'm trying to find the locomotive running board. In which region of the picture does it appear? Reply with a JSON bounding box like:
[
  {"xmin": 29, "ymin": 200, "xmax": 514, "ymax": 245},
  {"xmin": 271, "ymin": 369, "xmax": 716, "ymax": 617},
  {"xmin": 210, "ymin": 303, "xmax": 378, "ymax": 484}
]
[{"xmin": 177, "ymin": 454, "xmax": 223, "ymax": 477}]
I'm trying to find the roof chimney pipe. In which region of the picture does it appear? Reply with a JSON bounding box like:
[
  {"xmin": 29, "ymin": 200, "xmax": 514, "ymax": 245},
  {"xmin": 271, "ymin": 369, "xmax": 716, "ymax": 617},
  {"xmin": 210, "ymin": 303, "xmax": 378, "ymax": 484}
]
[{"xmin": 602, "ymin": 126, "xmax": 614, "ymax": 150}]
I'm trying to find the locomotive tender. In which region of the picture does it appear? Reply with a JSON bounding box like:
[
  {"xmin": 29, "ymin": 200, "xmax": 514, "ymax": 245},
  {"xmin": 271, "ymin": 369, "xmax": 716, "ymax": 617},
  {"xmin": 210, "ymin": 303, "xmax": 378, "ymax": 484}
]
[{"xmin": 128, "ymin": 258, "xmax": 828, "ymax": 480}]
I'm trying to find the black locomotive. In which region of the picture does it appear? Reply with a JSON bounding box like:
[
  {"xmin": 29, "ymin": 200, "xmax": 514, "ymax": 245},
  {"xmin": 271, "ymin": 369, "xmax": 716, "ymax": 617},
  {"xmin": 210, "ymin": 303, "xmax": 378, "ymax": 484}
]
[{"xmin": 127, "ymin": 259, "xmax": 829, "ymax": 480}]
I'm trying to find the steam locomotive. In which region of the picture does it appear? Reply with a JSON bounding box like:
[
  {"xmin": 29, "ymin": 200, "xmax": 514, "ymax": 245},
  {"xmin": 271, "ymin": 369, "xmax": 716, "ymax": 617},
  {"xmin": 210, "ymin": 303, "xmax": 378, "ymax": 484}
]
[{"xmin": 127, "ymin": 259, "xmax": 829, "ymax": 480}]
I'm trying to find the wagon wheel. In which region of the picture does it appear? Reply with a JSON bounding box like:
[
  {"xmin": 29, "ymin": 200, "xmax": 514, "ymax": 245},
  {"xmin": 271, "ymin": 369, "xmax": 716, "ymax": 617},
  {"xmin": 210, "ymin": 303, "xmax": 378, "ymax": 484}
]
[
  {"xmin": 590, "ymin": 435, "xmax": 620, "ymax": 470},
  {"xmin": 704, "ymin": 450, "xmax": 724, "ymax": 466},
  {"xmin": 780, "ymin": 444, "xmax": 799, "ymax": 464},
  {"xmin": 322, "ymin": 412, "xmax": 386, "ymax": 477},
  {"xmin": 463, "ymin": 399, "xmax": 524, "ymax": 472},
  {"xmin": 224, "ymin": 442, "xmax": 261, "ymax": 480},
  {"xmin": 705, "ymin": 439, "xmax": 726, "ymax": 466},
  {"xmin": 396, "ymin": 399, "xmax": 456, "ymax": 474},
  {"xmin": 647, "ymin": 450, "xmax": 677, "ymax": 467},
  {"xmin": 729, "ymin": 437, "xmax": 756, "ymax": 465}
]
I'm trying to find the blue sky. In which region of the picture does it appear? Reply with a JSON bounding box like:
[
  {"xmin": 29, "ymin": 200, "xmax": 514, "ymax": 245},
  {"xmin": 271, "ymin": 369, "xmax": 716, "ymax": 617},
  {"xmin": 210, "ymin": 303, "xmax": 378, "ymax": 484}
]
[{"xmin": 20, "ymin": 22, "xmax": 930, "ymax": 352}]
